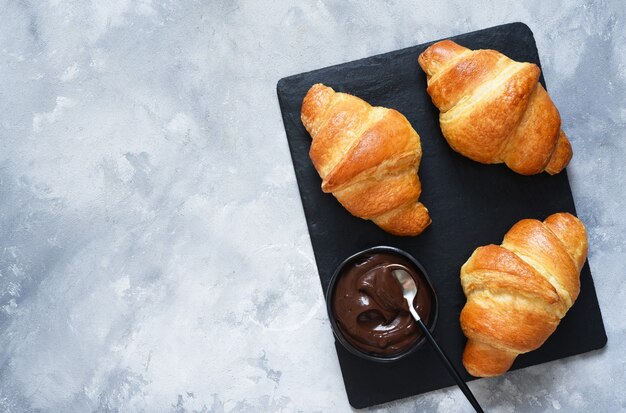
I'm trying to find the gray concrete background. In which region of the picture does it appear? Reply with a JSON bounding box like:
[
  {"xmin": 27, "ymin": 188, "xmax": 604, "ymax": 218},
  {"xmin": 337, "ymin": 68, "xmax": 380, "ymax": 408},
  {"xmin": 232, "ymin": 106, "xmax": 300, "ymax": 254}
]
[{"xmin": 0, "ymin": 1, "xmax": 624, "ymax": 412}]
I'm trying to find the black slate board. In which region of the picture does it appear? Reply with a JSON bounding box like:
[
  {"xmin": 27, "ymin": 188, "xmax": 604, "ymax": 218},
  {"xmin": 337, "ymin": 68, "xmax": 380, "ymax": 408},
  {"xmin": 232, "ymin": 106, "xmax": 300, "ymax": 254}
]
[{"xmin": 276, "ymin": 22, "xmax": 607, "ymax": 409}]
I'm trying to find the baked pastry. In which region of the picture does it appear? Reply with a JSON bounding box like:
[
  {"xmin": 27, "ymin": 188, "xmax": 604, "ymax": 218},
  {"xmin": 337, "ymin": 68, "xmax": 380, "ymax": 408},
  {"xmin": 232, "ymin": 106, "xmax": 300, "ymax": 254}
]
[
  {"xmin": 301, "ymin": 83, "xmax": 431, "ymax": 236},
  {"xmin": 459, "ymin": 212, "xmax": 588, "ymax": 377},
  {"xmin": 418, "ymin": 40, "xmax": 572, "ymax": 175}
]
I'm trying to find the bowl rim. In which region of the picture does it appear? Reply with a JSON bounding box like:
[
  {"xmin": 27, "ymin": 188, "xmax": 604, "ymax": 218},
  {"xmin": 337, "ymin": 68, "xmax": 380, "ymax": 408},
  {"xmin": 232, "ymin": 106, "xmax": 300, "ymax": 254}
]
[{"xmin": 325, "ymin": 245, "xmax": 439, "ymax": 363}]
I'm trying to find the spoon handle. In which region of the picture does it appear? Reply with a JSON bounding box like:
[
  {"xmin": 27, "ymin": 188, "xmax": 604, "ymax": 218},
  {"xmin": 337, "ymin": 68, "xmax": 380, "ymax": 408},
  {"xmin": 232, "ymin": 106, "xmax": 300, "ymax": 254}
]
[{"xmin": 416, "ymin": 319, "xmax": 484, "ymax": 413}]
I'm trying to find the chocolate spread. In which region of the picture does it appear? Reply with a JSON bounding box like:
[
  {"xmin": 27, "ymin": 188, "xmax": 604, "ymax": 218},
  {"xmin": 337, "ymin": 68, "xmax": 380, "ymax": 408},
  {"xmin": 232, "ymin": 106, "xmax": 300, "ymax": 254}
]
[{"xmin": 331, "ymin": 251, "xmax": 432, "ymax": 356}]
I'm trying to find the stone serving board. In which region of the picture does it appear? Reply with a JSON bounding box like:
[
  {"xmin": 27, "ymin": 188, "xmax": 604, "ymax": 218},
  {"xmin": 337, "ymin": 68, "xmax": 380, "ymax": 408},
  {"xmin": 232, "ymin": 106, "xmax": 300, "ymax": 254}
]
[{"xmin": 276, "ymin": 22, "xmax": 607, "ymax": 409}]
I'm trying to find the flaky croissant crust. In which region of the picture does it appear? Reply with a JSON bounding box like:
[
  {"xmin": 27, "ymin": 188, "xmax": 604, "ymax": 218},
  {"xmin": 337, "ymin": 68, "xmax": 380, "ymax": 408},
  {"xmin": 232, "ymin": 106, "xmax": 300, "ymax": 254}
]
[
  {"xmin": 419, "ymin": 40, "xmax": 572, "ymax": 175},
  {"xmin": 460, "ymin": 212, "xmax": 588, "ymax": 377},
  {"xmin": 301, "ymin": 84, "xmax": 431, "ymax": 236}
]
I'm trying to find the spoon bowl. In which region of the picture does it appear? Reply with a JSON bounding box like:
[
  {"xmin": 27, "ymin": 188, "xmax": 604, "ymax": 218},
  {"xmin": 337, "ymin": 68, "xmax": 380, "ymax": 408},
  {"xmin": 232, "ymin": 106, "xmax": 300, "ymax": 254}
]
[{"xmin": 389, "ymin": 265, "xmax": 423, "ymax": 322}]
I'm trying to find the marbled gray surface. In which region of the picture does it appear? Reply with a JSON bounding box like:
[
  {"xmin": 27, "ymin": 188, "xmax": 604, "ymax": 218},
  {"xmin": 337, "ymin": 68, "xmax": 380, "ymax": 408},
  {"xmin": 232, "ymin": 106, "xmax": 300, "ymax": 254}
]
[{"xmin": 0, "ymin": 1, "xmax": 624, "ymax": 412}]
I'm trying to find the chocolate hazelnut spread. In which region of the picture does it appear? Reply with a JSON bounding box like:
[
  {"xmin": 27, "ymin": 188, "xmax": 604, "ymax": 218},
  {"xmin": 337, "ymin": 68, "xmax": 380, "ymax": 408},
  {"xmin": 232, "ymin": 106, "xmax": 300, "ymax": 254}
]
[{"xmin": 331, "ymin": 251, "xmax": 433, "ymax": 356}]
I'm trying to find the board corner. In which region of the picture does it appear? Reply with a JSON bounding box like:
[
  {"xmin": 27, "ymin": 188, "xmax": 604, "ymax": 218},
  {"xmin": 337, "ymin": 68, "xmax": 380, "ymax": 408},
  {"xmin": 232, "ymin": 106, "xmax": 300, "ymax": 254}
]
[{"xmin": 508, "ymin": 21, "xmax": 535, "ymax": 38}]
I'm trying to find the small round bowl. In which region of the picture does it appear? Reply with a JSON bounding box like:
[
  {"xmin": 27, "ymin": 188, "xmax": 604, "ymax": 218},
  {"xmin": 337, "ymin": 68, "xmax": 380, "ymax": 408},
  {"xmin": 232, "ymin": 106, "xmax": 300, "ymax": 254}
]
[{"xmin": 326, "ymin": 245, "xmax": 439, "ymax": 363}]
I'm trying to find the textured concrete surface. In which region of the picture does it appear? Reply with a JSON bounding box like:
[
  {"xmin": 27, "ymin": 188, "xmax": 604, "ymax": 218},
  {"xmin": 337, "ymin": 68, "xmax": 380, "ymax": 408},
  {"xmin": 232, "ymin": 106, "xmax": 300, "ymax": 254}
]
[{"xmin": 0, "ymin": 1, "xmax": 624, "ymax": 412}]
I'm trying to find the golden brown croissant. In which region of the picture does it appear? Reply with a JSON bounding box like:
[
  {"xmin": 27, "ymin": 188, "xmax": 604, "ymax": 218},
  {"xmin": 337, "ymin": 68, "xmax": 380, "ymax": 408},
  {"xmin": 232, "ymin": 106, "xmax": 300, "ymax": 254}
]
[
  {"xmin": 301, "ymin": 83, "xmax": 431, "ymax": 236},
  {"xmin": 460, "ymin": 212, "xmax": 588, "ymax": 377},
  {"xmin": 418, "ymin": 40, "xmax": 572, "ymax": 175}
]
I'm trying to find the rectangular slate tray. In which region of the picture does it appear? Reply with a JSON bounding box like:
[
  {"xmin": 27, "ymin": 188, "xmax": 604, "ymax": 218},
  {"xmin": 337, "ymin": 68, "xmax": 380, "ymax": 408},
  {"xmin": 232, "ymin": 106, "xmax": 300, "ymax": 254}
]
[{"xmin": 276, "ymin": 22, "xmax": 607, "ymax": 409}]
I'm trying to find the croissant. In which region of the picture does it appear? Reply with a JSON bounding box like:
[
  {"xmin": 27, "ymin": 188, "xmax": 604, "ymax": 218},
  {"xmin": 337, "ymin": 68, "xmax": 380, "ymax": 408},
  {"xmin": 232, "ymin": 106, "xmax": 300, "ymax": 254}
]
[
  {"xmin": 418, "ymin": 40, "xmax": 572, "ymax": 175},
  {"xmin": 301, "ymin": 83, "xmax": 431, "ymax": 236},
  {"xmin": 460, "ymin": 212, "xmax": 588, "ymax": 377}
]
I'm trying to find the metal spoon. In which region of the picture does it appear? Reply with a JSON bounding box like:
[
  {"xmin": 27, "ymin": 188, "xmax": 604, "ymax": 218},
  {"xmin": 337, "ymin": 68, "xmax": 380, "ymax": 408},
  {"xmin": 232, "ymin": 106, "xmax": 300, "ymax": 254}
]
[{"xmin": 392, "ymin": 267, "xmax": 484, "ymax": 413}]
